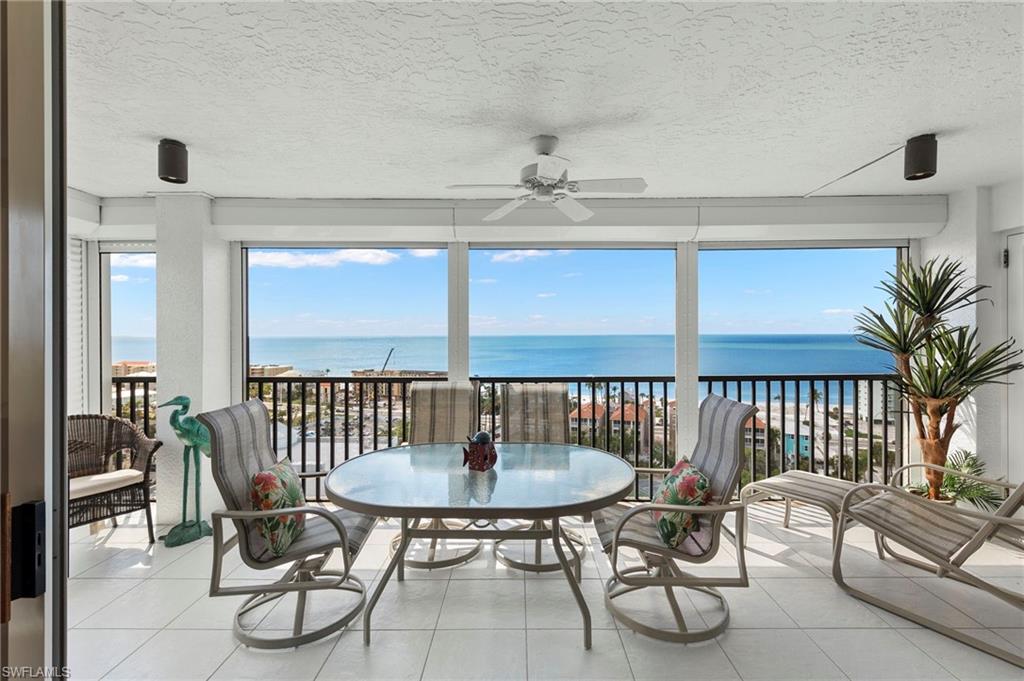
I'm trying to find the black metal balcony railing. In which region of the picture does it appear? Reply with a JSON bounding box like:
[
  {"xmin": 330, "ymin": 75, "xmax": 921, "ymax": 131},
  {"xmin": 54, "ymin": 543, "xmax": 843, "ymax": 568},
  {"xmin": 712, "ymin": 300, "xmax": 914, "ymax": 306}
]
[
  {"xmin": 112, "ymin": 375, "xmax": 157, "ymax": 437},
  {"xmin": 243, "ymin": 373, "xmax": 907, "ymax": 502}
]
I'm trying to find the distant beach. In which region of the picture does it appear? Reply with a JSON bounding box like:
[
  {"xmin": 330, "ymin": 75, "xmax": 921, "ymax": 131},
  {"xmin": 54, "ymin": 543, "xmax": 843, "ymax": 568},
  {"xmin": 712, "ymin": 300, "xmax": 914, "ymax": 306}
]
[{"xmin": 113, "ymin": 333, "xmax": 890, "ymax": 377}]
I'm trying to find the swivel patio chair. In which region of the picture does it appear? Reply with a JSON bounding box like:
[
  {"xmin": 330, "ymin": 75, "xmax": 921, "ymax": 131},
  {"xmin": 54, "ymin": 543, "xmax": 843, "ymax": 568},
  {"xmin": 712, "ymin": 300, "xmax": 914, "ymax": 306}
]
[
  {"xmin": 593, "ymin": 394, "xmax": 757, "ymax": 642},
  {"xmin": 834, "ymin": 463, "xmax": 1024, "ymax": 667},
  {"xmin": 391, "ymin": 380, "xmax": 483, "ymax": 569},
  {"xmin": 492, "ymin": 382, "xmax": 588, "ymax": 574},
  {"xmin": 68, "ymin": 414, "xmax": 162, "ymax": 543},
  {"xmin": 198, "ymin": 399, "xmax": 377, "ymax": 649}
]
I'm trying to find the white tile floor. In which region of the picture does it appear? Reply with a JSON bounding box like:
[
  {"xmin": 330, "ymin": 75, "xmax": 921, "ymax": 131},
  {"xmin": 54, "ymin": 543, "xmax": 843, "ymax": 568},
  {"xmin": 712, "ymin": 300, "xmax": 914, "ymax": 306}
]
[{"xmin": 68, "ymin": 502, "xmax": 1024, "ymax": 681}]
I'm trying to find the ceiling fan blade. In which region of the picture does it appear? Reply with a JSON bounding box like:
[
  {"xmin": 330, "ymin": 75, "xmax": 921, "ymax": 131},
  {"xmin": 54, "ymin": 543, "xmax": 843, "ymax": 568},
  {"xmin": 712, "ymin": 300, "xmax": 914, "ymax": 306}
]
[
  {"xmin": 553, "ymin": 194, "xmax": 594, "ymax": 223},
  {"xmin": 483, "ymin": 195, "xmax": 531, "ymax": 222},
  {"xmin": 569, "ymin": 177, "xmax": 648, "ymax": 193},
  {"xmin": 446, "ymin": 183, "xmax": 524, "ymax": 190},
  {"xmin": 536, "ymin": 154, "xmax": 569, "ymax": 182}
]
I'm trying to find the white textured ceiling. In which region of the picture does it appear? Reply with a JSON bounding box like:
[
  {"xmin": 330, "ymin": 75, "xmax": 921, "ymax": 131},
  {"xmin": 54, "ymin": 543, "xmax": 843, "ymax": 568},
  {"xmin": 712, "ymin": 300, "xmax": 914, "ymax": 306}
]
[{"xmin": 68, "ymin": 2, "xmax": 1023, "ymax": 199}]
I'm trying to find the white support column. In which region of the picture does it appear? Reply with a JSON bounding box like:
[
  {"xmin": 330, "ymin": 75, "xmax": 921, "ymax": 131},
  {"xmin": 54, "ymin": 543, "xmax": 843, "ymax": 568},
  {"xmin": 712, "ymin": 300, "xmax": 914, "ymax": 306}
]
[
  {"xmin": 155, "ymin": 194, "xmax": 231, "ymax": 525},
  {"xmin": 85, "ymin": 241, "xmax": 104, "ymax": 413},
  {"xmin": 675, "ymin": 242, "xmax": 699, "ymax": 458},
  {"xmin": 98, "ymin": 251, "xmax": 112, "ymax": 415},
  {"xmin": 448, "ymin": 241, "xmax": 470, "ymax": 381}
]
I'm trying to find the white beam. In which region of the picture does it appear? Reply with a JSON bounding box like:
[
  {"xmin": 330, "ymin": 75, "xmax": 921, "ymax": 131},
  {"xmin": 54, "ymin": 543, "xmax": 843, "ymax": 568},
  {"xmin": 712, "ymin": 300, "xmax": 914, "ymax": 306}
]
[
  {"xmin": 448, "ymin": 241, "xmax": 470, "ymax": 380},
  {"xmin": 76, "ymin": 195, "xmax": 948, "ymax": 244},
  {"xmin": 675, "ymin": 242, "xmax": 699, "ymax": 458},
  {"xmin": 696, "ymin": 195, "xmax": 947, "ymax": 241},
  {"xmin": 68, "ymin": 187, "xmax": 101, "ymax": 236}
]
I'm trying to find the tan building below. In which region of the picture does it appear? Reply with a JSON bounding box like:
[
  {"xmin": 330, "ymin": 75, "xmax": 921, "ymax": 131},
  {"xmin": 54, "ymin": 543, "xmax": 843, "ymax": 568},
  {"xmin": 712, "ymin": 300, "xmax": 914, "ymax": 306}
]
[
  {"xmin": 249, "ymin": 364, "xmax": 296, "ymax": 377},
  {"xmin": 112, "ymin": 360, "xmax": 156, "ymax": 377}
]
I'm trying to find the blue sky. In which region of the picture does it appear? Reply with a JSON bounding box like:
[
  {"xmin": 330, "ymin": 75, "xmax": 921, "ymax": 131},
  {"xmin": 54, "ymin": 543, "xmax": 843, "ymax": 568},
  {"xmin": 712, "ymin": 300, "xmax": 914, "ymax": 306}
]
[{"xmin": 109, "ymin": 247, "xmax": 895, "ymax": 337}]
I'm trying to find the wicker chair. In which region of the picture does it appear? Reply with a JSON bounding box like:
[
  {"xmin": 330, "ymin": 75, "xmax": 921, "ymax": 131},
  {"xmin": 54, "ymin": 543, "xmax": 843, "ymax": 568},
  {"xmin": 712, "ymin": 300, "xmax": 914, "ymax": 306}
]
[
  {"xmin": 593, "ymin": 394, "xmax": 757, "ymax": 642},
  {"xmin": 493, "ymin": 382, "xmax": 588, "ymax": 574},
  {"xmin": 68, "ymin": 414, "xmax": 162, "ymax": 543},
  {"xmin": 198, "ymin": 399, "xmax": 377, "ymax": 649},
  {"xmin": 391, "ymin": 380, "xmax": 483, "ymax": 569}
]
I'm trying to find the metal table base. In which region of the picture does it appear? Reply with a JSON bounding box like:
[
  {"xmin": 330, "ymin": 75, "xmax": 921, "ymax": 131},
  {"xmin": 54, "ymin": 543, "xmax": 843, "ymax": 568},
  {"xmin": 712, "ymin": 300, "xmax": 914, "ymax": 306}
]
[{"xmin": 364, "ymin": 515, "xmax": 591, "ymax": 649}]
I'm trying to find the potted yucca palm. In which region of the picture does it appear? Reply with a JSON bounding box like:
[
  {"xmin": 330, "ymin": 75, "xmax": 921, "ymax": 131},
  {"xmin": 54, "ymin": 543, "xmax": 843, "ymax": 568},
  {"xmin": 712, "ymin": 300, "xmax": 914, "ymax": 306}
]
[{"xmin": 855, "ymin": 257, "xmax": 1023, "ymax": 500}]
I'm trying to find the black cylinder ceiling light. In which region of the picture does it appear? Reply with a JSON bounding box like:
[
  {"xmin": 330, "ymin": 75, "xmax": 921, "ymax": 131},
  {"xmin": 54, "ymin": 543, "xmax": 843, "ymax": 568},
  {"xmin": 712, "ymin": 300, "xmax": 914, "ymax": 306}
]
[
  {"xmin": 904, "ymin": 133, "xmax": 937, "ymax": 181},
  {"xmin": 803, "ymin": 132, "xmax": 938, "ymax": 196},
  {"xmin": 158, "ymin": 138, "xmax": 188, "ymax": 184}
]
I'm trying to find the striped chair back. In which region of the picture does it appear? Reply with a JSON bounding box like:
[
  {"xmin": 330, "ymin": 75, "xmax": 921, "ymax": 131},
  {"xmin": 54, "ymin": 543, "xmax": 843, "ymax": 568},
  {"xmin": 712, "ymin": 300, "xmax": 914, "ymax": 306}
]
[
  {"xmin": 407, "ymin": 380, "xmax": 478, "ymax": 444},
  {"xmin": 500, "ymin": 383, "xmax": 571, "ymax": 443},
  {"xmin": 197, "ymin": 399, "xmax": 280, "ymax": 564},
  {"xmin": 688, "ymin": 394, "xmax": 758, "ymax": 503}
]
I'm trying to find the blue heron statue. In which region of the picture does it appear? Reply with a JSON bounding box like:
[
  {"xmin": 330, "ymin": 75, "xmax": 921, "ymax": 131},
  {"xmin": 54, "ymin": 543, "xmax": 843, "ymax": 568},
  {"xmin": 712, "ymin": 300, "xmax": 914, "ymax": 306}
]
[{"xmin": 159, "ymin": 395, "xmax": 213, "ymax": 547}]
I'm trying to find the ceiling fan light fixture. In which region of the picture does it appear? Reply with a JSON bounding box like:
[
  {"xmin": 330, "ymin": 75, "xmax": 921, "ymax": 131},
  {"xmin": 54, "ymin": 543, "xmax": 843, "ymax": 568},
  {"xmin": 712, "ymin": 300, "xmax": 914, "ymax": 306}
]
[
  {"xmin": 904, "ymin": 133, "xmax": 937, "ymax": 181},
  {"xmin": 158, "ymin": 138, "xmax": 188, "ymax": 184}
]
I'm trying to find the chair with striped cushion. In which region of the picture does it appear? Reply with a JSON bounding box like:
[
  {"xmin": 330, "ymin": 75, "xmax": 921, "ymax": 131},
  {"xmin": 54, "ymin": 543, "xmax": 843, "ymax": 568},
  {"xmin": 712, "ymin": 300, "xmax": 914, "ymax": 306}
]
[
  {"xmin": 592, "ymin": 394, "xmax": 757, "ymax": 642},
  {"xmin": 197, "ymin": 399, "xmax": 377, "ymax": 649},
  {"xmin": 739, "ymin": 470, "xmax": 862, "ymax": 548},
  {"xmin": 394, "ymin": 380, "xmax": 484, "ymax": 569},
  {"xmin": 833, "ymin": 466, "xmax": 1024, "ymax": 667},
  {"xmin": 407, "ymin": 379, "xmax": 478, "ymax": 444},
  {"xmin": 492, "ymin": 383, "xmax": 586, "ymax": 573}
]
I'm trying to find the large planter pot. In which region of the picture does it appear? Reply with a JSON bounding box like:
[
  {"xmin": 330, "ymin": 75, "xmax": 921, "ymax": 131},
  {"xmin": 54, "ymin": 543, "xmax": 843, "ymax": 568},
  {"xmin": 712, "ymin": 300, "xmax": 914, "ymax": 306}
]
[{"xmin": 907, "ymin": 488, "xmax": 956, "ymax": 507}]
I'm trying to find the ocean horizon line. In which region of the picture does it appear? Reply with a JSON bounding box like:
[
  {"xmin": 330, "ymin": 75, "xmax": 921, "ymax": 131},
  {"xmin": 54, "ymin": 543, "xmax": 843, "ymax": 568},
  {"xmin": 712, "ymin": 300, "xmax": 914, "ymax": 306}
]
[{"xmin": 113, "ymin": 332, "xmax": 864, "ymax": 340}]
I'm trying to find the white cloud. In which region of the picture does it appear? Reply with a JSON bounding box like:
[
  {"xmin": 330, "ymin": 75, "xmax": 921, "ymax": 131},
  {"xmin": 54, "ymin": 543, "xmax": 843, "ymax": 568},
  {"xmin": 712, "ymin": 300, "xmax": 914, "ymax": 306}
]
[
  {"xmin": 110, "ymin": 274, "xmax": 149, "ymax": 284},
  {"xmin": 491, "ymin": 249, "xmax": 552, "ymax": 263},
  {"xmin": 469, "ymin": 314, "xmax": 500, "ymax": 327},
  {"xmin": 743, "ymin": 288, "xmax": 773, "ymax": 296},
  {"xmin": 248, "ymin": 249, "xmax": 398, "ymax": 268},
  {"xmin": 409, "ymin": 248, "xmax": 441, "ymax": 258},
  {"xmin": 562, "ymin": 272, "xmax": 583, "ymax": 278},
  {"xmin": 471, "ymin": 278, "xmax": 498, "ymax": 285},
  {"xmin": 822, "ymin": 308, "xmax": 856, "ymax": 316},
  {"xmin": 536, "ymin": 292, "xmax": 556, "ymax": 298},
  {"xmin": 555, "ymin": 249, "xmax": 573, "ymax": 256},
  {"xmin": 110, "ymin": 253, "xmax": 156, "ymax": 268},
  {"xmin": 527, "ymin": 314, "xmax": 545, "ymax": 321}
]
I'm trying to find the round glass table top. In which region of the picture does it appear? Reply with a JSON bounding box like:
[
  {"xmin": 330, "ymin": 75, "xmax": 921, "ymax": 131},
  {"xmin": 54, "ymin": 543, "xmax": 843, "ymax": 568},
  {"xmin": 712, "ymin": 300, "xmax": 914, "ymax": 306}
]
[{"xmin": 324, "ymin": 443, "xmax": 636, "ymax": 519}]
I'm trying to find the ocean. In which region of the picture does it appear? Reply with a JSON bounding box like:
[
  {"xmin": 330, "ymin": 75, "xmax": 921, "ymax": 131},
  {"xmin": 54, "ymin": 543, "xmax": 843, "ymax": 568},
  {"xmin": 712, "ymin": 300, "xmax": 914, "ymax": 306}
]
[{"xmin": 112, "ymin": 334, "xmax": 891, "ymax": 377}]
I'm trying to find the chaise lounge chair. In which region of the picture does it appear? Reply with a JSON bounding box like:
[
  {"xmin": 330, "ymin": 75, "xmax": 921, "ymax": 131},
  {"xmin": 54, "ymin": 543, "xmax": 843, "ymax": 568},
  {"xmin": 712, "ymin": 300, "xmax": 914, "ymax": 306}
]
[{"xmin": 833, "ymin": 462, "xmax": 1024, "ymax": 667}]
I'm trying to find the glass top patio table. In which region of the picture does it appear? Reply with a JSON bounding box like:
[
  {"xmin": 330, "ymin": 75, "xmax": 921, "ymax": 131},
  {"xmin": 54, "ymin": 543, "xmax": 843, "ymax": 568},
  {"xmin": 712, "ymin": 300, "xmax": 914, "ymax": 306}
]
[{"xmin": 324, "ymin": 442, "xmax": 636, "ymax": 520}]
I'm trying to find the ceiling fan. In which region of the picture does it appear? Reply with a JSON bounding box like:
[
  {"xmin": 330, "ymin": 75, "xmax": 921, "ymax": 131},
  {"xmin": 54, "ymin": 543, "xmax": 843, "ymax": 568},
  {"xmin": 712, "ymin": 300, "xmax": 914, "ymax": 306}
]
[{"xmin": 446, "ymin": 135, "xmax": 648, "ymax": 222}]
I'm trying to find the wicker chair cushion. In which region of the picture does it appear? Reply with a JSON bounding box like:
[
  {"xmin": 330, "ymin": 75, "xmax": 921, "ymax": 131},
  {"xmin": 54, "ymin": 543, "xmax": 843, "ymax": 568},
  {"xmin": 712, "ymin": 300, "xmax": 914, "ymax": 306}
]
[
  {"xmin": 500, "ymin": 383, "xmax": 570, "ymax": 443},
  {"xmin": 251, "ymin": 462, "xmax": 306, "ymax": 557},
  {"xmin": 407, "ymin": 381, "xmax": 477, "ymax": 444},
  {"xmin": 651, "ymin": 460, "xmax": 712, "ymax": 548},
  {"xmin": 69, "ymin": 469, "xmax": 144, "ymax": 500}
]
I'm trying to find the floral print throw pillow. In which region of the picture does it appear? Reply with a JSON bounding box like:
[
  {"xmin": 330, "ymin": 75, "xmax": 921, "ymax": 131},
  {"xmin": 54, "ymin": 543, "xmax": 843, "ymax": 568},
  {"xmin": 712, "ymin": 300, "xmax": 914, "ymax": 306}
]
[
  {"xmin": 251, "ymin": 462, "xmax": 305, "ymax": 557},
  {"xmin": 651, "ymin": 459, "xmax": 712, "ymax": 548}
]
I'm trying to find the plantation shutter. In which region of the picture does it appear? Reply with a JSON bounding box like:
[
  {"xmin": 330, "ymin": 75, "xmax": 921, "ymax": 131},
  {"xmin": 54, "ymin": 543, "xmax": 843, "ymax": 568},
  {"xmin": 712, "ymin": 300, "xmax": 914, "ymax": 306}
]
[{"xmin": 67, "ymin": 237, "xmax": 87, "ymax": 414}]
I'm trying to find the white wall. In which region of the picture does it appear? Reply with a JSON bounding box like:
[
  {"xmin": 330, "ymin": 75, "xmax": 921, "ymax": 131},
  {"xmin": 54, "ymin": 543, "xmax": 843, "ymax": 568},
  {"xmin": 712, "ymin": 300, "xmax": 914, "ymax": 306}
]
[
  {"xmin": 919, "ymin": 181, "xmax": 1023, "ymax": 479},
  {"xmin": 991, "ymin": 177, "xmax": 1024, "ymax": 233}
]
